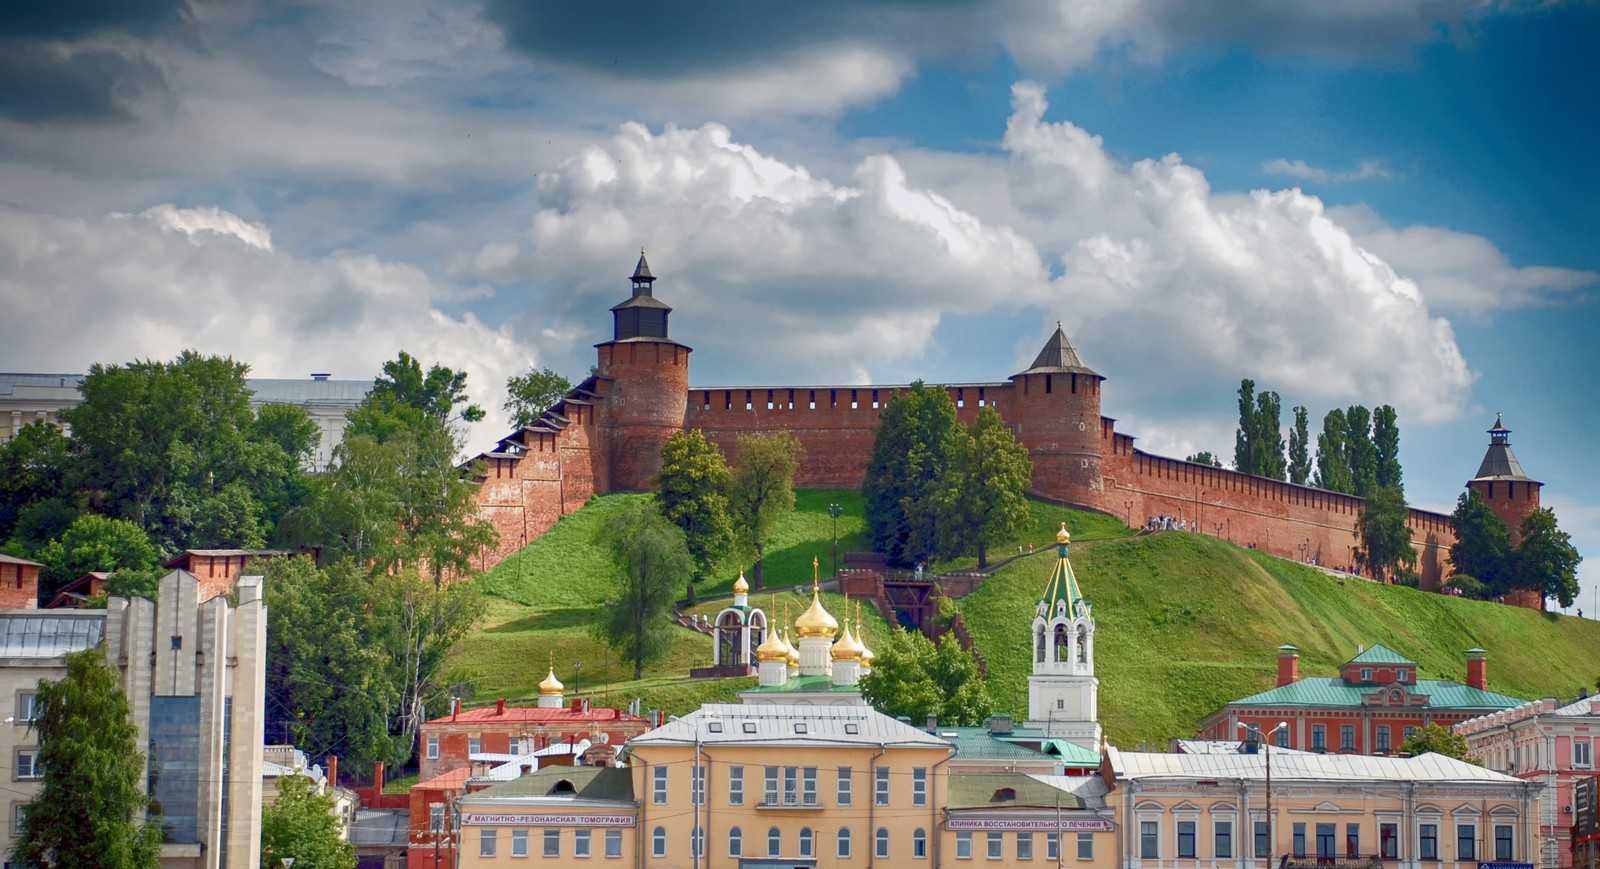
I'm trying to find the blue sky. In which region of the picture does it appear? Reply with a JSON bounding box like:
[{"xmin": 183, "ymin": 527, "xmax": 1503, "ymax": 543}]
[{"xmin": 1, "ymin": 1, "xmax": 1597, "ymax": 622}]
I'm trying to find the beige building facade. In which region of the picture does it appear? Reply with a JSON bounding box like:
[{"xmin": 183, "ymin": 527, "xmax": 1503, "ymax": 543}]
[{"xmin": 0, "ymin": 569, "xmax": 266, "ymax": 869}]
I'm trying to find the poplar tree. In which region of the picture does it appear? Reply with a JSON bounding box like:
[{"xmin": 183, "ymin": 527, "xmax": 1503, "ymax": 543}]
[
  {"xmin": 1287, "ymin": 406, "xmax": 1312, "ymax": 485},
  {"xmin": 12, "ymin": 646, "xmax": 162, "ymax": 869},
  {"xmin": 1314, "ymin": 409, "xmax": 1352, "ymax": 493},
  {"xmin": 1373, "ymin": 405, "xmax": 1403, "ymax": 492},
  {"xmin": 1345, "ymin": 405, "xmax": 1378, "ymax": 497},
  {"xmin": 1253, "ymin": 390, "xmax": 1287, "ymax": 481},
  {"xmin": 1233, "ymin": 379, "xmax": 1257, "ymax": 473}
]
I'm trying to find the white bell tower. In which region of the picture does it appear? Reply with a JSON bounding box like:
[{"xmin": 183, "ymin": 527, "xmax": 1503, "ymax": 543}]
[{"xmin": 1025, "ymin": 523, "xmax": 1102, "ymax": 751}]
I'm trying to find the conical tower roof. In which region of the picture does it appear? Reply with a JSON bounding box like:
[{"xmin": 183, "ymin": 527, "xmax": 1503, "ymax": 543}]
[
  {"xmin": 631, "ymin": 250, "xmax": 655, "ymax": 283},
  {"xmin": 1015, "ymin": 321, "xmax": 1100, "ymax": 378},
  {"xmin": 1038, "ymin": 523, "xmax": 1089, "ymax": 617},
  {"xmin": 1471, "ymin": 413, "xmax": 1539, "ymax": 484}
]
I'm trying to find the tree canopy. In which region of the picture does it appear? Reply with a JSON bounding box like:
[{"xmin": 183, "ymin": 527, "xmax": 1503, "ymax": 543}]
[
  {"xmin": 1514, "ymin": 507, "xmax": 1582, "ymax": 608},
  {"xmin": 503, "ymin": 367, "xmax": 572, "ymax": 429},
  {"xmin": 261, "ymin": 774, "xmax": 357, "ymax": 869},
  {"xmin": 1355, "ymin": 485, "xmax": 1415, "ymax": 582},
  {"xmin": 12, "ymin": 646, "xmax": 163, "ymax": 869},
  {"xmin": 728, "ymin": 432, "xmax": 802, "ymax": 590},
  {"xmin": 595, "ymin": 501, "xmax": 693, "ymax": 679},
  {"xmin": 1234, "ymin": 380, "xmax": 1286, "ymax": 480},
  {"xmin": 1399, "ymin": 722, "xmax": 1473, "ymax": 761},
  {"xmin": 859, "ymin": 626, "xmax": 994, "ymax": 726},
  {"xmin": 656, "ymin": 430, "xmax": 735, "ymax": 597},
  {"xmin": 934, "ymin": 407, "xmax": 1033, "ymax": 568},
  {"xmin": 1287, "ymin": 405, "xmax": 1311, "ymax": 485},
  {"xmin": 1448, "ymin": 491, "xmax": 1514, "ymax": 597},
  {"xmin": 34, "ymin": 513, "xmax": 158, "ymax": 592},
  {"xmin": 863, "ymin": 382, "xmax": 959, "ymax": 567}
]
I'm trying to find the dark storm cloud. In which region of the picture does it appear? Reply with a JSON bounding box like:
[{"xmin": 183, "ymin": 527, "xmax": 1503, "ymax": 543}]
[
  {"xmin": 0, "ymin": 0, "xmax": 191, "ymax": 124},
  {"xmin": 1, "ymin": 0, "xmax": 192, "ymax": 40},
  {"xmin": 481, "ymin": 0, "xmax": 985, "ymax": 77},
  {"xmin": 0, "ymin": 45, "xmax": 166, "ymax": 123}
]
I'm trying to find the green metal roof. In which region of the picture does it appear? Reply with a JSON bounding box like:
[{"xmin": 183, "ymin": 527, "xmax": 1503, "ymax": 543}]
[
  {"xmin": 1346, "ymin": 644, "xmax": 1416, "ymax": 666},
  {"xmin": 938, "ymin": 728, "xmax": 1054, "ymax": 762},
  {"xmin": 1043, "ymin": 739, "xmax": 1104, "ymax": 767},
  {"xmin": 948, "ymin": 773, "xmax": 1086, "ymax": 810},
  {"xmin": 1230, "ymin": 677, "xmax": 1525, "ymax": 710},
  {"xmin": 745, "ymin": 674, "xmax": 864, "ymax": 693},
  {"xmin": 1037, "ymin": 546, "xmax": 1088, "ymax": 618},
  {"xmin": 471, "ymin": 766, "xmax": 634, "ymax": 802}
]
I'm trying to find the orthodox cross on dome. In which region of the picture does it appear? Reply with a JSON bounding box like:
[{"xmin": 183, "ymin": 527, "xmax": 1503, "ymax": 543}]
[{"xmin": 1037, "ymin": 522, "xmax": 1089, "ymax": 620}]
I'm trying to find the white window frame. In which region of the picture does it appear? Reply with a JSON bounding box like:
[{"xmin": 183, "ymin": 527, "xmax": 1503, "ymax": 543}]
[
  {"xmin": 511, "ymin": 828, "xmax": 529, "ymax": 857},
  {"xmin": 1046, "ymin": 832, "xmax": 1060, "ymax": 861},
  {"xmin": 913, "ymin": 767, "xmax": 928, "ymax": 806},
  {"xmin": 15, "ymin": 748, "xmax": 41, "ymax": 780},
  {"xmin": 803, "ymin": 766, "xmax": 818, "ymax": 805},
  {"xmin": 765, "ymin": 765, "xmax": 779, "ymax": 804},
  {"xmin": 652, "ymin": 826, "xmax": 666, "ymax": 858},
  {"xmin": 837, "ymin": 767, "xmax": 853, "ymax": 805},
  {"xmin": 875, "ymin": 766, "xmax": 890, "ymax": 805},
  {"xmin": 540, "ymin": 829, "xmax": 557, "ymax": 858},
  {"xmin": 956, "ymin": 831, "xmax": 973, "ymax": 860},
  {"xmin": 729, "ymin": 827, "xmax": 743, "ymax": 857},
  {"xmin": 1077, "ymin": 832, "xmax": 1094, "ymax": 861},
  {"xmin": 468, "ymin": 735, "xmax": 482, "ymax": 755},
  {"xmin": 575, "ymin": 829, "xmax": 591, "ymax": 858},
  {"xmin": 728, "ymin": 766, "xmax": 744, "ymax": 805},
  {"xmin": 1016, "ymin": 831, "xmax": 1032, "ymax": 861},
  {"xmin": 605, "ymin": 829, "xmax": 623, "ymax": 858},
  {"xmin": 876, "ymin": 827, "xmax": 890, "ymax": 859},
  {"xmin": 987, "ymin": 831, "xmax": 1004, "ymax": 859},
  {"xmin": 653, "ymin": 766, "xmax": 668, "ymax": 805},
  {"xmin": 426, "ymin": 734, "xmax": 440, "ymax": 760},
  {"xmin": 838, "ymin": 827, "xmax": 853, "ymax": 859},
  {"xmin": 480, "ymin": 828, "xmax": 499, "ymax": 858},
  {"xmin": 915, "ymin": 827, "xmax": 929, "ymax": 859},
  {"xmin": 1575, "ymin": 738, "xmax": 1592, "ymax": 768},
  {"xmin": 799, "ymin": 827, "xmax": 814, "ymax": 858},
  {"xmin": 692, "ymin": 763, "xmax": 705, "ymax": 805}
]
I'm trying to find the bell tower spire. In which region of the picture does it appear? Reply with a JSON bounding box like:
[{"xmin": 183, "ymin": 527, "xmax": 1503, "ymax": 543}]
[{"xmin": 1024, "ymin": 522, "xmax": 1102, "ymax": 750}]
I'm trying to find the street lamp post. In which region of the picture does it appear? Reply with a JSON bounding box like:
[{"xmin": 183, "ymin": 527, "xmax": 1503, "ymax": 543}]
[
  {"xmin": 1213, "ymin": 522, "xmax": 1224, "ymax": 539},
  {"xmin": 1241, "ymin": 721, "xmax": 1290, "ymax": 868},
  {"xmin": 1124, "ymin": 500, "xmax": 1134, "ymax": 526},
  {"xmin": 1298, "ymin": 540, "xmax": 1309, "ymax": 563},
  {"xmin": 828, "ymin": 502, "xmax": 842, "ymax": 578}
]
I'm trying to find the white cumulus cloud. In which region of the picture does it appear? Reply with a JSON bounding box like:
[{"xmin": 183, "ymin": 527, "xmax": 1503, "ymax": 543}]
[{"xmin": 0, "ymin": 204, "xmax": 534, "ymax": 436}]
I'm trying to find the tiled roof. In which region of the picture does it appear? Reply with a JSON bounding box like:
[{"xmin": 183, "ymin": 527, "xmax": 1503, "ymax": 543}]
[
  {"xmin": 629, "ymin": 703, "xmax": 951, "ymax": 749},
  {"xmin": 1228, "ymin": 677, "xmax": 1524, "ymax": 711},
  {"xmin": 1110, "ymin": 747, "xmax": 1524, "ymax": 784},
  {"xmin": 470, "ymin": 766, "xmax": 634, "ymax": 803},
  {"xmin": 948, "ymin": 773, "xmax": 1087, "ymax": 809},
  {"xmin": 1346, "ymin": 644, "xmax": 1415, "ymax": 666}
]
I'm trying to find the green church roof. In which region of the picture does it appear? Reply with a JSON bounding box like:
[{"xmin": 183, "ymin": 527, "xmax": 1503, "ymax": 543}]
[
  {"xmin": 1229, "ymin": 677, "xmax": 1524, "ymax": 711},
  {"xmin": 1346, "ymin": 644, "xmax": 1416, "ymax": 666},
  {"xmin": 1037, "ymin": 543, "xmax": 1088, "ymax": 618}
]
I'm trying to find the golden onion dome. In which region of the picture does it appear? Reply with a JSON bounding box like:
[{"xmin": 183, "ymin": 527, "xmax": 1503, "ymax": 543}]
[
  {"xmin": 733, "ymin": 571, "xmax": 750, "ymax": 594},
  {"xmin": 831, "ymin": 622, "xmax": 865, "ymax": 661},
  {"xmin": 538, "ymin": 666, "xmax": 564, "ymax": 696},
  {"xmin": 860, "ymin": 642, "xmax": 875, "ymax": 669},
  {"xmin": 755, "ymin": 628, "xmax": 788, "ymax": 663},
  {"xmin": 795, "ymin": 590, "xmax": 839, "ymax": 638},
  {"xmin": 784, "ymin": 630, "xmax": 800, "ymax": 668},
  {"xmin": 1056, "ymin": 522, "xmax": 1071, "ymax": 544}
]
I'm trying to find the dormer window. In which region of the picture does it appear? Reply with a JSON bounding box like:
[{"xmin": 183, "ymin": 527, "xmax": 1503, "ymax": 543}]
[
  {"xmin": 994, "ymin": 788, "xmax": 1017, "ymax": 802},
  {"xmin": 551, "ymin": 779, "xmax": 576, "ymax": 794}
]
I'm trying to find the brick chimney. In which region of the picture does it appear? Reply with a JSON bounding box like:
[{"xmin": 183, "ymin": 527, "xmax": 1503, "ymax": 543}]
[
  {"xmin": 1465, "ymin": 648, "xmax": 1488, "ymax": 691},
  {"xmin": 327, "ymin": 754, "xmax": 338, "ymax": 788},
  {"xmin": 374, "ymin": 760, "xmax": 386, "ymax": 793},
  {"xmin": 496, "ymin": 698, "xmax": 507, "ymax": 716},
  {"xmin": 1277, "ymin": 645, "xmax": 1300, "ymax": 687}
]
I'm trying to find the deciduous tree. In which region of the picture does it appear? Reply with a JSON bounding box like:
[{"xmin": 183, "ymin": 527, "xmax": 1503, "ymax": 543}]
[
  {"xmin": 35, "ymin": 513, "xmax": 158, "ymax": 593},
  {"xmin": 728, "ymin": 432, "xmax": 801, "ymax": 590},
  {"xmin": 1345, "ymin": 405, "xmax": 1378, "ymax": 497},
  {"xmin": 261, "ymin": 774, "xmax": 357, "ymax": 869},
  {"xmin": 656, "ymin": 430, "xmax": 735, "ymax": 598},
  {"xmin": 1355, "ymin": 485, "xmax": 1414, "ymax": 582},
  {"xmin": 935, "ymin": 407, "xmax": 1033, "ymax": 568},
  {"xmin": 863, "ymin": 382, "xmax": 959, "ymax": 567},
  {"xmin": 859, "ymin": 627, "xmax": 994, "ymax": 726},
  {"xmin": 12, "ymin": 646, "xmax": 162, "ymax": 869},
  {"xmin": 0, "ymin": 420, "xmax": 71, "ymax": 542},
  {"xmin": 1449, "ymin": 491, "xmax": 1514, "ymax": 598},
  {"xmin": 1399, "ymin": 722, "xmax": 1473, "ymax": 761},
  {"xmin": 504, "ymin": 367, "xmax": 572, "ymax": 429},
  {"xmin": 1253, "ymin": 390, "xmax": 1286, "ymax": 480},
  {"xmin": 1185, "ymin": 452, "xmax": 1223, "ymax": 468},
  {"xmin": 1234, "ymin": 379, "xmax": 1257, "ymax": 473},
  {"xmin": 1514, "ymin": 507, "xmax": 1581, "ymax": 609},
  {"xmin": 595, "ymin": 502, "xmax": 693, "ymax": 679}
]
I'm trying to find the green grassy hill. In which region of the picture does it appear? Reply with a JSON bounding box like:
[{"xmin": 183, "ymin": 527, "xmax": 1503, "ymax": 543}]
[{"xmin": 456, "ymin": 489, "xmax": 1600, "ymax": 741}]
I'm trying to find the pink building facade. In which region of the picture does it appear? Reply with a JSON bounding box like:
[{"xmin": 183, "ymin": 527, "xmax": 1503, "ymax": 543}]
[{"xmin": 1457, "ymin": 695, "xmax": 1600, "ymax": 867}]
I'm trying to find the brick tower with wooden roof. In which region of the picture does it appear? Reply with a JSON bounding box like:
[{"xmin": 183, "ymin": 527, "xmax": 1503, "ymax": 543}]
[
  {"xmin": 1009, "ymin": 321, "xmax": 1105, "ymax": 504},
  {"xmin": 594, "ymin": 251, "xmax": 692, "ymax": 492},
  {"xmin": 1466, "ymin": 413, "xmax": 1542, "ymax": 545}
]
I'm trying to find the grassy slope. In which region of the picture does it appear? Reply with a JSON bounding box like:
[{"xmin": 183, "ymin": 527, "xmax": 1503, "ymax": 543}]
[
  {"xmin": 961, "ymin": 531, "xmax": 1600, "ymax": 748},
  {"xmin": 458, "ymin": 490, "xmax": 1600, "ymax": 740}
]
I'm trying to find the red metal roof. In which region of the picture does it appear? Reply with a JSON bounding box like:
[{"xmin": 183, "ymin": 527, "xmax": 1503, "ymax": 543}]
[{"xmin": 424, "ymin": 705, "xmax": 645, "ymax": 726}]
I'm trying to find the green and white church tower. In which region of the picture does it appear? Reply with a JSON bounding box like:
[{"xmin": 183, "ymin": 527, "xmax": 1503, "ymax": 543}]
[{"xmin": 1025, "ymin": 522, "xmax": 1102, "ymax": 751}]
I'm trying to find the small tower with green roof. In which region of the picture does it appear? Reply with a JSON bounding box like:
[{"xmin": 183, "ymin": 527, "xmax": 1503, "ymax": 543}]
[{"xmin": 1025, "ymin": 522, "xmax": 1102, "ymax": 751}]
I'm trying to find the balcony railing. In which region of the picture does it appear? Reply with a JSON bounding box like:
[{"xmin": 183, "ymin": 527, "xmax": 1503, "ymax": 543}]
[{"xmin": 757, "ymin": 794, "xmax": 823, "ymax": 809}]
